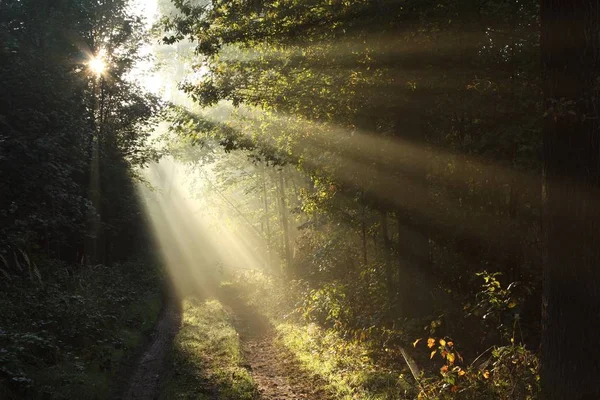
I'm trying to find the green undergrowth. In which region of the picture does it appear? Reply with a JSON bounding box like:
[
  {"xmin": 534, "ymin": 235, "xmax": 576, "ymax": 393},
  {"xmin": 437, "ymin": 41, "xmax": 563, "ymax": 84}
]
[
  {"xmin": 227, "ymin": 271, "xmax": 415, "ymax": 400},
  {"xmin": 0, "ymin": 257, "xmax": 164, "ymax": 399},
  {"xmin": 276, "ymin": 322, "xmax": 413, "ymax": 399},
  {"xmin": 227, "ymin": 270, "xmax": 540, "ymax": 400},
  {"xmin": 159, "ymin": 297, "xmax": 257, "ymax": 400}
]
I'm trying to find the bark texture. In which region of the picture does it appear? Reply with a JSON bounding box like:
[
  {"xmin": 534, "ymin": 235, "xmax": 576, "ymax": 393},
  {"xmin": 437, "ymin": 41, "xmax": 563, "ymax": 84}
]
[{"xmin": 541, "ymin": 1, "xmax": 600, "ymax": 398}]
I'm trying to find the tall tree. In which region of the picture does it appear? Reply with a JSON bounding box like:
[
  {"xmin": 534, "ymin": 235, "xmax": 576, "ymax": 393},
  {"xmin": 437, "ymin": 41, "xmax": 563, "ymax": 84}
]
[{"xmin": 541, "ymin": 1, "xmax": 600, "ymax": 399}]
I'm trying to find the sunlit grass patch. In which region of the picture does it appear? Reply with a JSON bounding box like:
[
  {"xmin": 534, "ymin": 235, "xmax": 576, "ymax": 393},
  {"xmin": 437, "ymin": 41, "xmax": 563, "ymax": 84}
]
[
  {"xmin": 159, "ymin": 297, "xmax": 257, "ymax": 400},
  {"xmin": 225, "ymin": 272, "xmax": 415, "ymax": 399},
  {"xmin": 276, "ymin": 322, "xmax": 412, "ymax": 400}
]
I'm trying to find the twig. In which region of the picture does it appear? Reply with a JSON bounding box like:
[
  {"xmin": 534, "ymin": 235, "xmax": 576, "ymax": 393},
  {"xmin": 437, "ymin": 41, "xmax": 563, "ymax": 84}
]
[
  {"xmin": 470, "ymin": 345, "xmax": 495, "ymax": 369},
  {"xmin": 399, "ymin": 347, "xmax": 429, "ymax": 398}
]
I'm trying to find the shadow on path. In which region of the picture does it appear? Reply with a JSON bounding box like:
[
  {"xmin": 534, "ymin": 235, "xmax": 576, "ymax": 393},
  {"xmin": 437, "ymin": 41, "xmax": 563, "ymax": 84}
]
[{"xmin": 121, "ymin": 299, "xmax": 181, "ymax": 400}]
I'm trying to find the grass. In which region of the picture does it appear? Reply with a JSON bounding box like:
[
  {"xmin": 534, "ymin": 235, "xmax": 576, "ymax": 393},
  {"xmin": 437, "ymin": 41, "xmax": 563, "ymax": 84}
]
[
  {"xmin": 275, "ymin": 322, "xmax": 412, "ymax": 399},
  {"xmin": 0, "ymin": 258, "xmax": 164, "ymax": 400},
  {"xmin": 159, "ymin": 297, "xmax": 258, "ymax": 400},
  {"xmin": 227, "ymin": 271, "xmax": 415, "ymax": 400}
]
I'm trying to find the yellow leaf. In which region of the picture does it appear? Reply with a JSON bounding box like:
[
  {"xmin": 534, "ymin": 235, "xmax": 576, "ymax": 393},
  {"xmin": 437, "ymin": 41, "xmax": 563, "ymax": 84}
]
[
  {"xmin": 458, "ymin": 369, "xmax": 466, "ymax": 376},
  {"xmin": 447, "ymin": 352, "xmax": 456, "ymax": 365},
  {"xmin": 483, "ymin": 370, "xmax": 490, "ymax": 379},
  {"xmin": 439, "ymin": 339, "xmax": 446, "ymax": 346},
  {"xmin": 427, "ymin": 338, "xmax": 435, "ymax": 348},
  {"xmin": 413, "ymin": 338, "xmax": 422, "ymax": 348},
  {"xmin": 430, "ymin": 350, "xmax": 436, "ymax": 359}
]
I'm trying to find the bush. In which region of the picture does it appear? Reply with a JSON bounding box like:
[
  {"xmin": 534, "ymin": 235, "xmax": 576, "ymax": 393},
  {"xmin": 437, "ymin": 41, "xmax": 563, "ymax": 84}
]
[{"xmin": 0, "ymin": 257, "xmax": 164, "ymax": 399}]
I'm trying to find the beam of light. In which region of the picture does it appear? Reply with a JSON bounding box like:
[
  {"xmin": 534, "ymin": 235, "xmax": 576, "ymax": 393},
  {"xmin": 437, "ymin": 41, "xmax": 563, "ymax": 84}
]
[
  {"xmin": 217, "ymin": 31, "xmax": 502, "ymax": 64},
  {"xmin": 128, "ymin": 0, "xmax": 281, "ymax": 297},
  {"xmin": 142, "ymin": 27, "xmax": 537, "ymax": 265},
  {"xmin": 183, "ymin": 101, "xmax": 539, "ymax": 258},
  {"xmin": 136, "ymin": 150, "xmax": 276, "ymax": 298},
  {"xmin": 197, "ymin": 101, "xmax": 538, "ymax": 195}
]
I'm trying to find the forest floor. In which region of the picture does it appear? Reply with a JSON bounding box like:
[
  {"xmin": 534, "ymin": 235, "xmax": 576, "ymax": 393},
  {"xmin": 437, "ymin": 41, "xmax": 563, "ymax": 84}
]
[
  {"xmin": 125, "ymin": 284, "xmax": 332, "ymax": 400},
  {"xmin": 124, "ymin": 277, "xmax": 414, "ymax": 399},
  {"xmin": 218, "ymin": 284, "xmax": 331, "ymax": 399}
]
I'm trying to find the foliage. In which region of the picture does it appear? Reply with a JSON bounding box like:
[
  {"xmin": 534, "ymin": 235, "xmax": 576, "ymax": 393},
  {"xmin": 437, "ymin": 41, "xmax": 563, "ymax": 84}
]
[
  {"xmin": 0, "ymin": 0, "xmax": 165, "ymax": 397},
  {"xmin": 158, "ymin": 0, "xmax": 543, "ymax": 316},
  {"xmin": 0, "ymin": 0, "xmax": 162, "ymax": 261},
  {"xmin": 155, "ymin": 0, "xmax": 546, "ymax": 396},
  {"xmin": 413, "ymin": 275, "xmax": 539, "ymax": 399},
  {"xmin": 0, "ymin": 258, "xmax": 164, "ymax": 399},
  {"xmin": 415, "ymin": 339, "xmax": 539, "ymax": 400}
]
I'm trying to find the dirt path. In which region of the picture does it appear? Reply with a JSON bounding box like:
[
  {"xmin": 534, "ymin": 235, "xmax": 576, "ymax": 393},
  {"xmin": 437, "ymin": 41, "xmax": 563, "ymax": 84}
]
[
  {"xmin": 219, "ymin": 288, "xmax": 331, "ymax": 400},
  {"xmin": 122, "ymin": 301, "xmax": 181, "ymax": 400}
]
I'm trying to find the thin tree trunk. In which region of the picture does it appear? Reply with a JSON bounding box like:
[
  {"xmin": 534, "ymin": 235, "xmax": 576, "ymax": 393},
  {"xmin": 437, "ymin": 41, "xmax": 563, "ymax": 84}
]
[
  {"xmin": 380, "ymin": 210, "xmax": 394, "ymax": 304},
  {"xmin": 361, "ymin": 200, "xmax": 368, "ymax": 265},
  {"xmin": 395, "ymin": 210, "xmax": 432, "ymax": 316},
  {"xmin": 278, "ymin": 170, "xmax": 292, "ymax": 271},
  {"xmin": 262, "ymin": 165, "xmax": 273, "ymax": 270}
]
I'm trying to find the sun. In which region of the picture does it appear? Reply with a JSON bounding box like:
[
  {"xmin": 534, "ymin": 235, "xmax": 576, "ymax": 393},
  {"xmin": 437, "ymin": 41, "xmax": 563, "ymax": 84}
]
[{"xmin": 89, "ymin": 56, "xmax": 106, "ymax": 76}]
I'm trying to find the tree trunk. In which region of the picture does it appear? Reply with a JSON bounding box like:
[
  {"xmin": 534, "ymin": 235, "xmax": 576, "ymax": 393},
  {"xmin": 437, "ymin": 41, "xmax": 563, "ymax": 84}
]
[
  {"xmin": 380, "ymin": 210, "xmax": 394, "ymax": 304},
  {"xmin": 361, "ymin": 200, "xmax": 368, "ymax": 265},
  {"xmin": 278, "ymin": 170, "xmax": 292, "ymax": 271},
  {"xmin": 541, "ymin": 1, "xmax": 600, "ymax": 399},
  {"xmin": 262, "ymin": 165, "xmax": 273, "ymax": 270},
  {"xmin": 396, "ymin": 210, "xmax": 432, "ymax": 316}
]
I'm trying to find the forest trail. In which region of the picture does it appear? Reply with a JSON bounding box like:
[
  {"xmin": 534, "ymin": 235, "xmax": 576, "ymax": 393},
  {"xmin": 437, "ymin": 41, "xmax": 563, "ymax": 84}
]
[
  {"xmin": 218, "ymin": 286, "xmax": 331, "ymax": 400},
  {"xmin": 122, "ymin": 286, "xmax": 330, "ymax": 400},
  {"xmin": 122, "ymin": 300, "xmax": 181, "ymax": 400}
]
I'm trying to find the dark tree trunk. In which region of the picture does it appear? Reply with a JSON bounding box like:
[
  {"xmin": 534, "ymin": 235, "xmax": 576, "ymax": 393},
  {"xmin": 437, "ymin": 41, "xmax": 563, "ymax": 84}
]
[
  {"xmin": 380, "ymin": 210, "xmax": 394, "ymax": 304},
  {"xmin": 396, "ymin": 210, "xmax": 433, "ymax": 316},
  {"xmin": 361, "ymin": 201, "xmax": 368, "ymax": 265},
  {"xmin": 541, "ymin": 1, "xmax": 600, "ymax": 399}
]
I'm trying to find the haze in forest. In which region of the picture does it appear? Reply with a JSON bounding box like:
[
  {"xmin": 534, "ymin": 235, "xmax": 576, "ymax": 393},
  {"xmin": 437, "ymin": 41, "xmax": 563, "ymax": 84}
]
[{"xmin": 1, "ymin": 1, "xmax": 599, "ymax": 399}]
